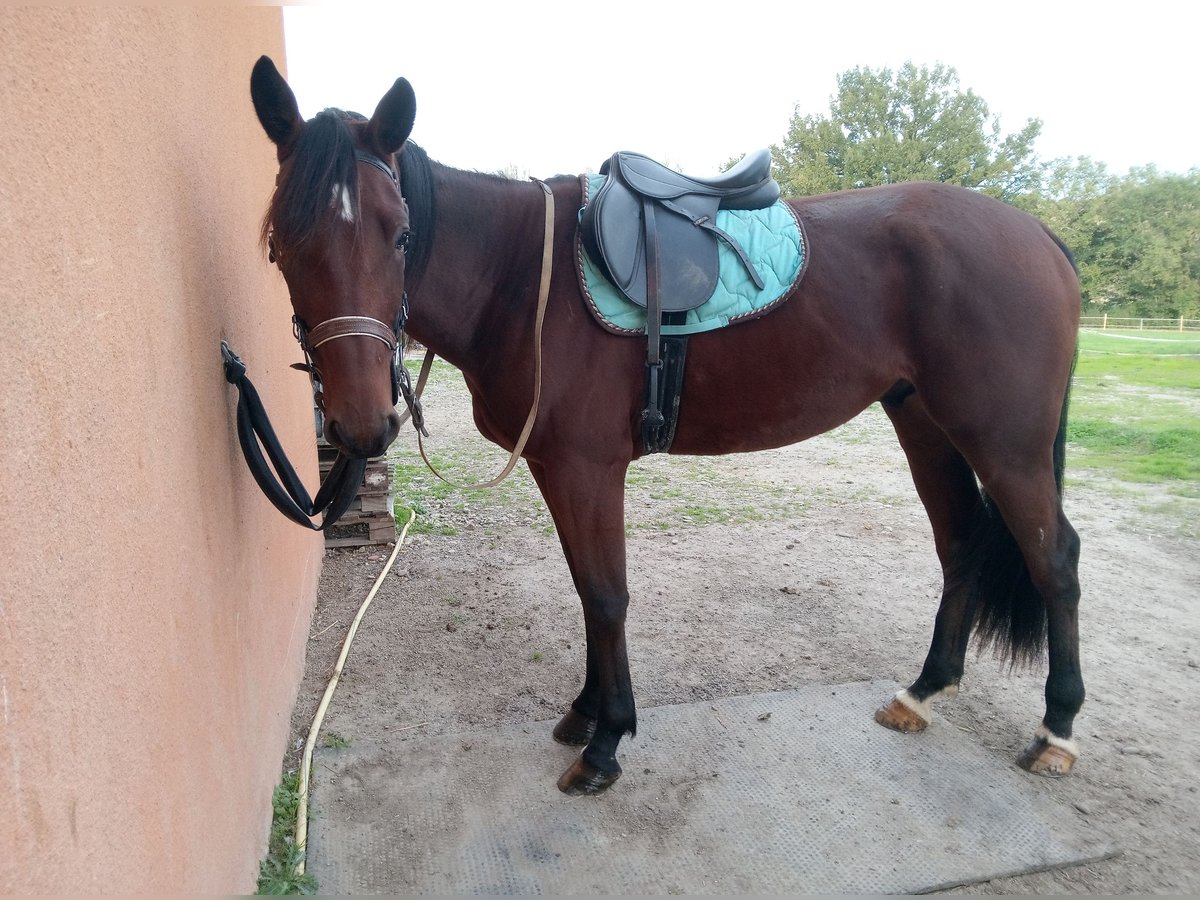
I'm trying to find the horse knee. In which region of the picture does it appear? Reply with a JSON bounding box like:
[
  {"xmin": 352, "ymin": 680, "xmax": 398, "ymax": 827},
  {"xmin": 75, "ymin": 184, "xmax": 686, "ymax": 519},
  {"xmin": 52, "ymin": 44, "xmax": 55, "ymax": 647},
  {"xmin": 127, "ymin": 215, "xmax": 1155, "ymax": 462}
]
[{"xmin": 581, "ymin": 591, "xmax": 630, "ymax": 631}]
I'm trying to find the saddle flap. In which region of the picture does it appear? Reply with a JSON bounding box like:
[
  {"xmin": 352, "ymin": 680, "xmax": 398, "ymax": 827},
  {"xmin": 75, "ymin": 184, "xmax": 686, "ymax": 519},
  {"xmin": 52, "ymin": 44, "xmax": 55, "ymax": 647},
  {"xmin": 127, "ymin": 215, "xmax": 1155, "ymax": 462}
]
[{"xmin": 581, "ymin": 171, "xmax": 719, "ymax": 311}]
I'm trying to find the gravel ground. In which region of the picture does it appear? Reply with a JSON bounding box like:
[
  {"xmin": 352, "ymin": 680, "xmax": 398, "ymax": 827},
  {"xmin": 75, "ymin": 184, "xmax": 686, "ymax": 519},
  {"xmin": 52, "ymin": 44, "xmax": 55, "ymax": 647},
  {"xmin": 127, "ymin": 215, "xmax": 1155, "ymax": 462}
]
[{"xmin": 287, "ymin": 366, "xmax": 1200, "ymax": 894}]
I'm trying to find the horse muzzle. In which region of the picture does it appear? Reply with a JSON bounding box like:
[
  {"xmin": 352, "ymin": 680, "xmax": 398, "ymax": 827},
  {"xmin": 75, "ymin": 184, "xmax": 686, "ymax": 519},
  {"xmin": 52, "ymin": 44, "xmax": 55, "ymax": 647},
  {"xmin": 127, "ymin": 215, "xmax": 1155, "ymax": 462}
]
[{"xmin": 324, "ymin": 408, "xmax": 402, "ymax": 459}]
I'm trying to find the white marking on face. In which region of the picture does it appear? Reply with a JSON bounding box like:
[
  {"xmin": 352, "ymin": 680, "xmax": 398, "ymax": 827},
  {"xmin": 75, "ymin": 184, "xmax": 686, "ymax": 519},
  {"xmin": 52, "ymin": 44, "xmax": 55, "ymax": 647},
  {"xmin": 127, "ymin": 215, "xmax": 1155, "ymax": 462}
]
[
  {"xmin": 1038, "ymin": 527, "xmax": 1046, "ymax": 547},
  {"xmin": 331, "ymin": 184, "xmax": 354, "ymax": 222}
]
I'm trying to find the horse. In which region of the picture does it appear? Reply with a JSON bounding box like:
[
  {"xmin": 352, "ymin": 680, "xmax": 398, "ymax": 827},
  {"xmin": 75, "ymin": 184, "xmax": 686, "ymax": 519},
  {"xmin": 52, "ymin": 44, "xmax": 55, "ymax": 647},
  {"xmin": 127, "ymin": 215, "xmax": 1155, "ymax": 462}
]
[{"xmin": 249, "ymin": 56, "xmax": 1084, "ymax": 796}]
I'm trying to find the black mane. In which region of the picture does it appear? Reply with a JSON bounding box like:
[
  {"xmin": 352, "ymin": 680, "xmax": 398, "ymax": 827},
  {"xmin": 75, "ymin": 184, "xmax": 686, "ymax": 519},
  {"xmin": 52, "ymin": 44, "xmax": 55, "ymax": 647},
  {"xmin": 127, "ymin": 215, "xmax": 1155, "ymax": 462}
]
[
  {"xmin": 262, "ymin": 111, "xmax": 438, "ymax": 291},
  {"xmin": 396, "ymin": 141, "xmax": 435, "ymax": 289},
  {"xmin": 262, "ymin": 108, "xmax": 363, "ymax": 254}
]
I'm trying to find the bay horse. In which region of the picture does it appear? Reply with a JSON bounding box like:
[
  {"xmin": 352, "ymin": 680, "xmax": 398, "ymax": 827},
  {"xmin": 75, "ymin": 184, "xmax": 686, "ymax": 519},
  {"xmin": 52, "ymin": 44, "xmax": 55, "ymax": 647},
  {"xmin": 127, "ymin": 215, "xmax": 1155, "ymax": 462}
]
[{"xmin": 249, "ymin": 56, "xmax": 1084, "ymax": 795}]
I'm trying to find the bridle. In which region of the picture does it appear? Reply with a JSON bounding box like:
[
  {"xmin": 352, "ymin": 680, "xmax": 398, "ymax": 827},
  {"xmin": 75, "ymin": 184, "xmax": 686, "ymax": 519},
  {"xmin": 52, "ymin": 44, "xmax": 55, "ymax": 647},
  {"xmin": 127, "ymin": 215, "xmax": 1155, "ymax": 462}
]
[
  {"xmin": 223, "ymin": 150, "xmax": 554, "ymax": 529},
  {"xmin": 285, "ymin": 150, "xmax": 426, "ymax": 437},
  {"xmin": 220, "ymin": 149, "xmax": 425, "ymax": 532}
]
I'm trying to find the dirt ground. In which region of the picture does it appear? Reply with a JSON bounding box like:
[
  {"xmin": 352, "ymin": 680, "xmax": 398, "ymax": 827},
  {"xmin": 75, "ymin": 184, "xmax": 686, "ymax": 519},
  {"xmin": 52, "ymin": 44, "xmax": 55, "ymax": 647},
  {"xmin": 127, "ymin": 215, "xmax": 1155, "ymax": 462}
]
[{"xmin": 287, "ymin": 370, "xmax": 1199, "ymax": 894}]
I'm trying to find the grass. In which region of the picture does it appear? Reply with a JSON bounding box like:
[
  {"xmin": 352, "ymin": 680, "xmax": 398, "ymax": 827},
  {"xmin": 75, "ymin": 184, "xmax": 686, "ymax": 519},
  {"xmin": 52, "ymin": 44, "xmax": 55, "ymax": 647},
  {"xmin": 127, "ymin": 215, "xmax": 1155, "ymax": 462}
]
[
  {"xmin": 1069, "ymin": 330, "xmax": 1200, "ymax": 488},
  {"xmin": 387, "ymin": 359, "xmax": 555, "ymax": 535},
  {"xmin": 256, "ymin": 771, "xmax": 317, "ymax": 895}
]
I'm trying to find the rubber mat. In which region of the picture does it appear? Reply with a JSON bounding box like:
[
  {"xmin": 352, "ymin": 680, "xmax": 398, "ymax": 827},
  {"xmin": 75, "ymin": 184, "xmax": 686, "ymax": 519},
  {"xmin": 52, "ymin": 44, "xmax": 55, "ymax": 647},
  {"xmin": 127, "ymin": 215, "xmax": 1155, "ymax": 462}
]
[{"xmin": 307, "ymin": 680, "xmax": 1114, "ymax": 894}]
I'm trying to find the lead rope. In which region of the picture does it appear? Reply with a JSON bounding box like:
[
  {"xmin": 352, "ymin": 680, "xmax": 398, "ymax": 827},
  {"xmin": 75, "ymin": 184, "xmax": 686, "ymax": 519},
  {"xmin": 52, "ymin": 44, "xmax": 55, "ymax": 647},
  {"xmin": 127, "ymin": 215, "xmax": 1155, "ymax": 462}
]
[
  {"xmin": 401, "ymin": 178, "xmax": 554, "ymax": 490},
  {"xmin": 293, "ymin": 507, "xmax": 417, "ymax": 879}
]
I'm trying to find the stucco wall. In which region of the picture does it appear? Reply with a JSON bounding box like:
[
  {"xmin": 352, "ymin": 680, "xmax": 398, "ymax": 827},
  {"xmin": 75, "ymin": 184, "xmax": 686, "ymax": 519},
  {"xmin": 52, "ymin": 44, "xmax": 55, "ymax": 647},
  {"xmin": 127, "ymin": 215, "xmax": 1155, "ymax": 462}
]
[{"xmin": 0, "ymin": 9, "xmax": 323, "ymax": 893}]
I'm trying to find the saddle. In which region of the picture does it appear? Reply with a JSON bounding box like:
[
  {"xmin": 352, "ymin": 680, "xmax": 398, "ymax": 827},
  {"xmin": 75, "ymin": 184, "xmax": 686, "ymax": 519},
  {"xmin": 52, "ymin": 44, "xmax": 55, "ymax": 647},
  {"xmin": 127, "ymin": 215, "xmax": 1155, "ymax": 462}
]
[
  {"xmin": 580, "ymin": 149, "xmax": 781, "ymax": 452},
  {"xmin": 581, "ymin": 149, "xmax": 780, "ymax": 311}
]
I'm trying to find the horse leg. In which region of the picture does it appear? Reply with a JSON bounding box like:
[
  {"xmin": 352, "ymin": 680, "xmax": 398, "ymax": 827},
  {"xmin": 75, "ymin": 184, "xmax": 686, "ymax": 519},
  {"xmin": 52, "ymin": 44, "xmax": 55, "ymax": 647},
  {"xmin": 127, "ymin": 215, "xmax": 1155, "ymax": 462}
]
[
  {"xmin": 877, "ymin": 384, "xmax": 1084, "ymax": 775},
  {"xmin": 526, "ymin": 458, "xmax": 635, "ymax": 794},
  {"xmin": 874, "ymin": 392, "xmax": 986, "ymax": 732},
  {"xmin": 978, "ymin": 467, "xmax": 1084, "ymax": 776}
]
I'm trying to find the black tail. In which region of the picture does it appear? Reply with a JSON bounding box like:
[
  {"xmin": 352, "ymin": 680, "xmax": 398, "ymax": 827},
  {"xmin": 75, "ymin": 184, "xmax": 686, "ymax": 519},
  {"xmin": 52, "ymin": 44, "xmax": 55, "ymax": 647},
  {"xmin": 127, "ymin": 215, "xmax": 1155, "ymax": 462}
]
[{"xmin": 966, "ymin": 345, "xmax": 1078, "ymax": 666}]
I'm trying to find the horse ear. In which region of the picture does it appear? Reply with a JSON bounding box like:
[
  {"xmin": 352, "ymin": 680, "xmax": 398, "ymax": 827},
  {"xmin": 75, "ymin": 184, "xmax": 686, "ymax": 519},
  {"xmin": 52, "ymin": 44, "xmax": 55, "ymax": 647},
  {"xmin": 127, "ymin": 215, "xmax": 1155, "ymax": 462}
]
[
  {"xmin": 368, "ymin": 77, "xmax": 416, "ymax": 156},
  {"xmin": 250, "ymin": 55, "xmax": 302, "ymax": 153}
]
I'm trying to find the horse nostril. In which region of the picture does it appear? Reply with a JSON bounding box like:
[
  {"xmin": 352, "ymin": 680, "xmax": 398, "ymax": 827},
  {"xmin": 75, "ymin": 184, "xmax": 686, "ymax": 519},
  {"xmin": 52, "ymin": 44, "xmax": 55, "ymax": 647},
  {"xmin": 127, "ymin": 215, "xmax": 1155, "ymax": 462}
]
[
  {"xmin": 384, "ymin": 409, "xmax": 402, "ymax": 442},
  {"xmin": 323, "ymin": 414, "xmax": 399, "ymax": 458},
  {"xmin": 324, "ymin": 418, "xmax": 345, "ymax": 450}
]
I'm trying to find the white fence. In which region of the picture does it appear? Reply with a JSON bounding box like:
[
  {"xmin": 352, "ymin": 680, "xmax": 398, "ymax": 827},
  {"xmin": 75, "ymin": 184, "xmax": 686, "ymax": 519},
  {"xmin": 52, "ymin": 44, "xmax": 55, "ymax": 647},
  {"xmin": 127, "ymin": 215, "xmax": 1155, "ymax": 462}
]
[{"xmin": 1080, "ymin": 315, "xmax": 1200, "ymax": 332}]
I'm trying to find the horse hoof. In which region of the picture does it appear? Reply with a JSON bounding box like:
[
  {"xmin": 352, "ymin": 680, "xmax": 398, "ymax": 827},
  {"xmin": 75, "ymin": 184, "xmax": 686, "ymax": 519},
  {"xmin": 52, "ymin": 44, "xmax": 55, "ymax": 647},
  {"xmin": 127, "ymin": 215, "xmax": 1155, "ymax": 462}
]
[
  {"xmin": 1017, "ymin": 734, "xmax": 1078, "ymax": 777},
  {"xmin": 557, "ymin": 756, "xmax": 621, "ymax": 795},
  {"xmin": 874, "ymin": 695, "xmax": 929, "ymax": 733},
  {"xmin": 552, "ymin": 709, "xmax": 597, "ymax": 746}
]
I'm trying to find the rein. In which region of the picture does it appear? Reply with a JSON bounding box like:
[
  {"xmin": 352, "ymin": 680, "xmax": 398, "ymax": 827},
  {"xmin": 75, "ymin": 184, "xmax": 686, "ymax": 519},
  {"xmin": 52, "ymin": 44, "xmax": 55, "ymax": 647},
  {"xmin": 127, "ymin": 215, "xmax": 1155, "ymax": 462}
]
[
  {"xmin": 402, "ymin": 178, "xmax": 554, "ymax": 490},
  {"xmin": 221, "ymin": 340, "xmax": 366, "ymax": 530}
]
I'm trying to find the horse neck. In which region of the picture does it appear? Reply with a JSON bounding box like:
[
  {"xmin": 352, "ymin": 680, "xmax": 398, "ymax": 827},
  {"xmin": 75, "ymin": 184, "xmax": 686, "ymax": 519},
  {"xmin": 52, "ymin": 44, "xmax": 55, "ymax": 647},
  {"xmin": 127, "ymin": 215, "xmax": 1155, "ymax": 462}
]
[{"xmin": 406, "ymin": 166, "xmax": 550, "ymax": 374}]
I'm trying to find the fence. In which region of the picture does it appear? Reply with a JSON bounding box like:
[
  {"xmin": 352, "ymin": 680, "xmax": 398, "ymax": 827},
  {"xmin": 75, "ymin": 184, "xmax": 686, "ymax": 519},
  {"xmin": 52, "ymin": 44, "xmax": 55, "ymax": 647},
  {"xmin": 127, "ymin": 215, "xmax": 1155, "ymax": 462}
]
[{"xmin": 1080, "ymin": 315, "xmax": 1200, "ymax": 332}]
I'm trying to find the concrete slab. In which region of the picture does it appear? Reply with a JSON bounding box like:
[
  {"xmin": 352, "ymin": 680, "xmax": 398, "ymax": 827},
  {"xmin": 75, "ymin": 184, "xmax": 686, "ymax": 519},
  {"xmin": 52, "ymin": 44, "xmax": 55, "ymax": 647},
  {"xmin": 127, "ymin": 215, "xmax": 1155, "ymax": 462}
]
[{"xmin": 308, "ymin": 680, "xmax": 1115, "ymax": 894}]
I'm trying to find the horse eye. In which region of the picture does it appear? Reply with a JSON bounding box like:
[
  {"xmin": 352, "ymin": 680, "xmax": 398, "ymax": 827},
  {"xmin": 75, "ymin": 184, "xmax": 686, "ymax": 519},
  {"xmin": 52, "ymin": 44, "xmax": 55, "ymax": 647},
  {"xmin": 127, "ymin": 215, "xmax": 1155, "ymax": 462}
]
[
  {"xmin": 267, "ymin": 234, "xmax": 279, "ymax": 264},
  {"xmin": 395, "ymin": 230, "xmax": 411, "ymax": 254}
]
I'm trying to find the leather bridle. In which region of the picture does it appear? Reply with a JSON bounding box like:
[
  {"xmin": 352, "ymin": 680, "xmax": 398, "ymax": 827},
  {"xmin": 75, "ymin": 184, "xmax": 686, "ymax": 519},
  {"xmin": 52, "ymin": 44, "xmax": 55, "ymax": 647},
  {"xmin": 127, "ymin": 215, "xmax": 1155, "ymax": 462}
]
[
  {"xmin": 224, "ymin": 152, "xmax": 554, "ymax": 530},
  {"xmin": 220, "ymin": 149, "xmax": 424, "ymax": 532},
  {"xmin": 286, "ymin": 150, "xmax": 426, "ymax": 435}
]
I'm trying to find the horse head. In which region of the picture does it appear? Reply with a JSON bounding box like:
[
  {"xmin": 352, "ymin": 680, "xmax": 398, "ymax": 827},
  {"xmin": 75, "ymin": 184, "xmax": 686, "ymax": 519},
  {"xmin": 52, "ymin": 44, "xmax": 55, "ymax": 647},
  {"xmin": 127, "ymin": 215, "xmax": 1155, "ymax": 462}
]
[{"xmin": 250, "ymin": 55, "xmax": 416, "ymax": 459}]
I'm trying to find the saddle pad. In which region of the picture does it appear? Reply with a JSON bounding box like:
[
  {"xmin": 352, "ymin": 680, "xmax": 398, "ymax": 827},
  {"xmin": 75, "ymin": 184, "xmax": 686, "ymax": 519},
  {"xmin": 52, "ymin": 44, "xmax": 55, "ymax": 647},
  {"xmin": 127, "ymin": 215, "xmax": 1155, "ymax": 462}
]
[{"xmin": 576, "ymin": 173, "xmax": 808, "ymax": 336}]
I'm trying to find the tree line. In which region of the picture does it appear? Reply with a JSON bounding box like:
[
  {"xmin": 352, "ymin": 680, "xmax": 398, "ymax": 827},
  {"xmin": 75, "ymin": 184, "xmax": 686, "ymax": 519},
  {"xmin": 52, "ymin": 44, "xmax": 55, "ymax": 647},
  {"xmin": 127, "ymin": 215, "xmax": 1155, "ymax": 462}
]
[{"xmin": 766, "ymin": 63, "xmax": 1199, "ymax": 319}]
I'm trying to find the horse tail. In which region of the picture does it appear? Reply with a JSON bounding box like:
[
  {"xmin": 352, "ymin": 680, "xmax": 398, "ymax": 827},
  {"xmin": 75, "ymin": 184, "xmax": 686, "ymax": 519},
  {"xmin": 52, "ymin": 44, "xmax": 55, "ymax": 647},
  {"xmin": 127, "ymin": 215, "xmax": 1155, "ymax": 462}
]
[{"xmin": 965, "ymin": 282, "xmax": 1079, "ymax": 666}]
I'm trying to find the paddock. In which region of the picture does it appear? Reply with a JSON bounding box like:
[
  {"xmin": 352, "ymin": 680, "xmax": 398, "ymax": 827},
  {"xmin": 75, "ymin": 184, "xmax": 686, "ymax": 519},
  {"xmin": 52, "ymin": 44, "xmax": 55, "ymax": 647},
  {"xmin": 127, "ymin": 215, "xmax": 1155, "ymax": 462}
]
[{"xmin": 285, "ymin": 359, "xmax": 1199, "ymax": 894}]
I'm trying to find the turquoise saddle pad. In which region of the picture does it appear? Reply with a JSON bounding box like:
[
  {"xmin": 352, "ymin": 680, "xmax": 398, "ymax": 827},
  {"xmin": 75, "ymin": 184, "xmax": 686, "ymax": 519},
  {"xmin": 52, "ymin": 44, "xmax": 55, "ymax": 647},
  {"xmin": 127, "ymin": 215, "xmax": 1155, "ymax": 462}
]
[{"xmin": 575, "ymin": 173, "xmax": 807, "ymax": 336}]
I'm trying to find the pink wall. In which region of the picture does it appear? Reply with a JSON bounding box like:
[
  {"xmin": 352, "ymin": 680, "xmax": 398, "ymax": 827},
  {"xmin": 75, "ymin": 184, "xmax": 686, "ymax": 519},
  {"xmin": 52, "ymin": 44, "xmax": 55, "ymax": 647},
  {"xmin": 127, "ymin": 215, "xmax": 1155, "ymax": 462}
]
[{"xmin": 0, "ymin": 9, "xmax": 324, "ymax": 893}]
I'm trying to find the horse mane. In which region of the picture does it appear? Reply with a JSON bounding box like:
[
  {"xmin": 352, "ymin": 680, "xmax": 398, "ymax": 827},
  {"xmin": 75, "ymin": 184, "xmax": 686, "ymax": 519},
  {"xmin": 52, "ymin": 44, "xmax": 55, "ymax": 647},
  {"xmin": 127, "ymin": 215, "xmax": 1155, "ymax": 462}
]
[
  {"xmin": 262, "ymin": 119, "xmax": 524, "ymax": 289},
  {"xmin": 261, "ymin": 108, "xmax": 364, "ymax": 255},
  {"xmin": 396, "ymin": 141, "xmax": 435, "ymax": 289},
  {"xmin": 398, "ymin": 145, "xmax": 579, "ymax": 289}
]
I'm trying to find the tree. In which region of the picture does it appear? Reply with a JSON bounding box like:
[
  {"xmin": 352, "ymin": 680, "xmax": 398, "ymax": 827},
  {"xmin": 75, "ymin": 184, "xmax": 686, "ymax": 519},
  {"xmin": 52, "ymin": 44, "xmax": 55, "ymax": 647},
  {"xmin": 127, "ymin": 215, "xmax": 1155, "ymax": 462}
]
[
  {"xmin": 1015, "ymin": 156, "xmax": 1116, "ymax": 303},
  {"xmin": 771, "ymin": 63, "xmax": 1043, "ymax": 202},
  {"xmin": 1078, "ymin": 168, "xmax": 1200, "ymax": 316}
]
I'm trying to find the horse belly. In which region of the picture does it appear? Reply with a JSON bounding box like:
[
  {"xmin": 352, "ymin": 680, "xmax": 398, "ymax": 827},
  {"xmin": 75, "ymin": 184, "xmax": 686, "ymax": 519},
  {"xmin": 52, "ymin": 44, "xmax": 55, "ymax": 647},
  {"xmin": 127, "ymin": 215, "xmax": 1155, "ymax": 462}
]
[{"xmin": 664, "ymin": 317, "xmax": 899, "ymax": 456}]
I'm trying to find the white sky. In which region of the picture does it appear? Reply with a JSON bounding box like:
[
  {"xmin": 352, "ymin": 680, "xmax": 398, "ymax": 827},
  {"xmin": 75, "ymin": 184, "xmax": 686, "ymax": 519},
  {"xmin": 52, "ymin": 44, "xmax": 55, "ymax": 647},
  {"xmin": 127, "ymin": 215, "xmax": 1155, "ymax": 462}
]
[{"xmin": 281, "ymin": 1, "xmax": 1199, "ymax": 180}]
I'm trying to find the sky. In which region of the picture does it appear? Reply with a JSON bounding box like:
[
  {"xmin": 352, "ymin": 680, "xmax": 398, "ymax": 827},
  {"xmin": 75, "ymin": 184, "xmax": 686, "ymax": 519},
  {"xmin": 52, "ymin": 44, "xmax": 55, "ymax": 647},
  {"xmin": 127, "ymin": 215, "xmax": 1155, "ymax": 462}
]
[{"xmin": 280, "ymin": 1, "xmax": 1199, "ymax": 181}]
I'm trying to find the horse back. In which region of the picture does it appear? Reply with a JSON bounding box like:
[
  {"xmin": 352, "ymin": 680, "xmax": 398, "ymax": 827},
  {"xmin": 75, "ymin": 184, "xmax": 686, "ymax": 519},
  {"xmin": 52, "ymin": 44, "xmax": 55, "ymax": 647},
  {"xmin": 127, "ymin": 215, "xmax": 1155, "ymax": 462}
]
[{"xmin": 661, "ymin": 182, "xmax": 1081, "ymax": 455}]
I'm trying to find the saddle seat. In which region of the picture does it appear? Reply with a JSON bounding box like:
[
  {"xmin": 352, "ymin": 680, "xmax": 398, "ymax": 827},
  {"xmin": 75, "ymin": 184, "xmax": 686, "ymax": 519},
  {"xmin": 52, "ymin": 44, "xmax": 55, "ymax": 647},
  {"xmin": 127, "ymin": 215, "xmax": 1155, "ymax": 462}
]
[{"xmin": 612, "ymin": 148, "xmax": 779, "ymax": 209}]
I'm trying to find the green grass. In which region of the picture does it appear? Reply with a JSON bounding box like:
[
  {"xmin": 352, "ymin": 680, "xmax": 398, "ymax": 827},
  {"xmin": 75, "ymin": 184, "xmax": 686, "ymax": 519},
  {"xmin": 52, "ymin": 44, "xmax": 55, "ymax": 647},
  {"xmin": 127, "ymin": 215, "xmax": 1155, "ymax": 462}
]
[
  {"xmin": 1068, "ymin": 330, "xmax": 1200, "ymax": 488},
  {"xmin": 387, "ymin": 362, "xmax": 555, "ymax": 535},
  {"xmin": 256, "ymin": 771, "xmax": 317, "ymax": 895},
  {"xmin": 1067, "ymin": 420, "xmax": 1200, "ymax": 482}
]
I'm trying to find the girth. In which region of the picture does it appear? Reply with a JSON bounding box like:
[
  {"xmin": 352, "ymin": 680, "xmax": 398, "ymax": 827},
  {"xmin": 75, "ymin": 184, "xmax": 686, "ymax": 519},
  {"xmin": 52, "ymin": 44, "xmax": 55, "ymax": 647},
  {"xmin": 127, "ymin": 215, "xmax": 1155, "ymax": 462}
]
[{"xmin": 580, "ymin": 149, "xmax": 781, "ymax": 453}]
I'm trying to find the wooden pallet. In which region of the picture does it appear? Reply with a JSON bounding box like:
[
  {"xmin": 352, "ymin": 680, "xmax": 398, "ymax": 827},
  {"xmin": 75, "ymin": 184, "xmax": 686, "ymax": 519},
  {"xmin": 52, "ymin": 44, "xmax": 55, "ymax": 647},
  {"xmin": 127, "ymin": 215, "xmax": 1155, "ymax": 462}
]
[{"xmin": 317, "ymin": 438, "xmax": 396, "ymax": 548}]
